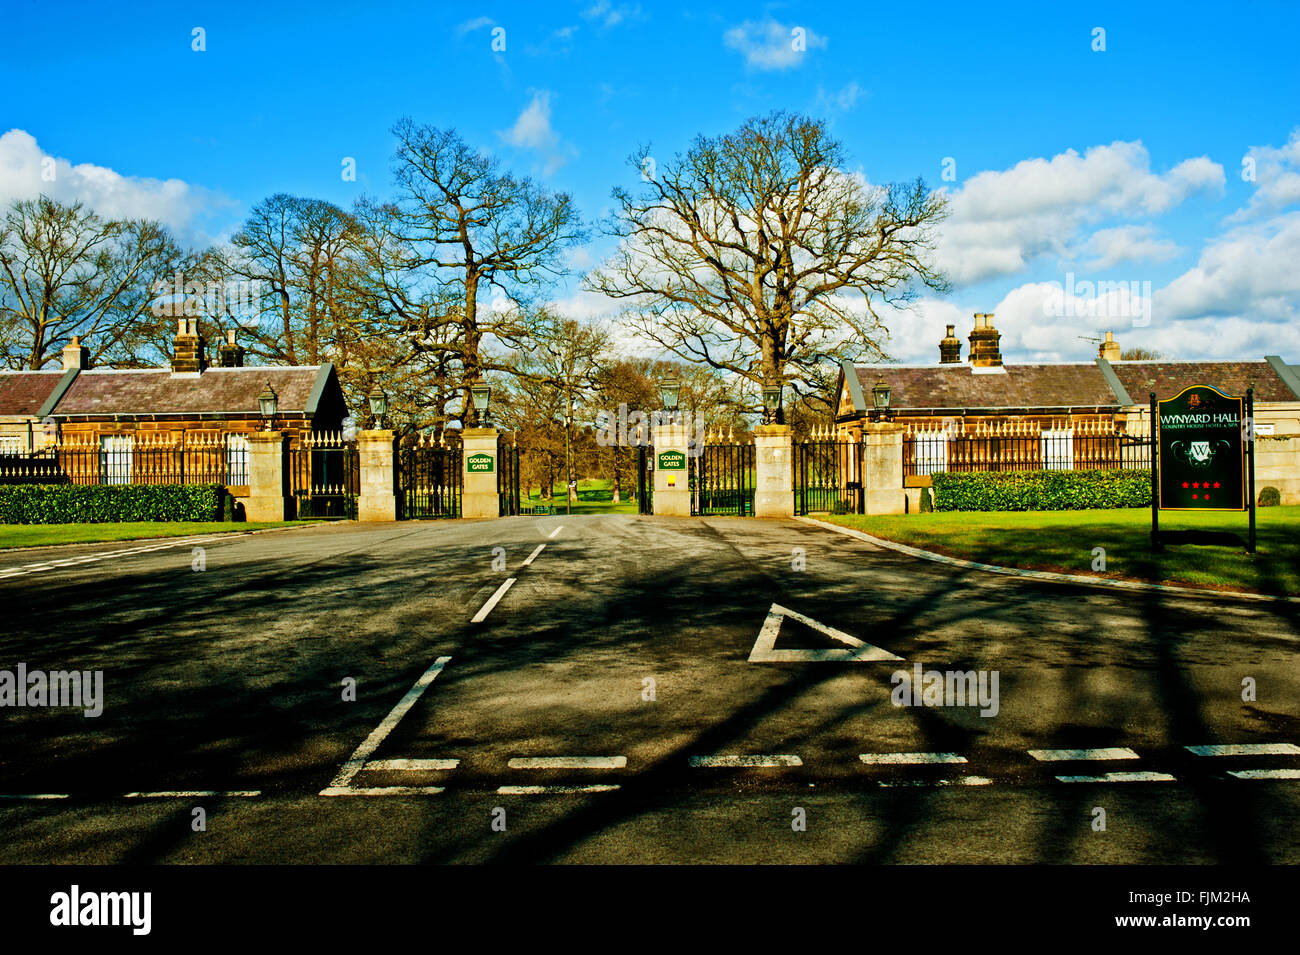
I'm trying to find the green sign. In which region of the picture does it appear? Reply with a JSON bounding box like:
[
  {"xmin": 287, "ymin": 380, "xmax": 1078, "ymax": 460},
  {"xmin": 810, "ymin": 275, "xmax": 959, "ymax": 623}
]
[
  {"xmin": 1158, "ymin": 385, "xmax": 1245, "ymax": 511},
  {"xmin": 467, "ymin": 452, "xmax": 495, "ymax": 474},
  {"xmin": 657, "ymin": 450, "xmax": 686, "ymax": 471}
]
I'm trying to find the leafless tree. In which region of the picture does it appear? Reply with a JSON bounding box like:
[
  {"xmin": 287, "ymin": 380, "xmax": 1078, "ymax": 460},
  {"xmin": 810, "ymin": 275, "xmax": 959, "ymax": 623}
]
[{"xmin": 586, "ymin": 111, "xmax": 949, "ymax": 419}]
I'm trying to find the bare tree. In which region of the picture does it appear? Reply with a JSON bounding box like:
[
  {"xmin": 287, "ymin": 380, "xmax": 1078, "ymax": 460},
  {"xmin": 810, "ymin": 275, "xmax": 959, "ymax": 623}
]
[
  {"xmin": 1120, "ymin": 347, "xmax": 1164, "ymax": 361},
  {"xmin": 0, "ymin": 196, "xmax": 182, "ymax": 369},
  {"xmin": 586, "ymin": 111, "xmax": 948, "ymax": 419},
  {"xmin": 387, "ymin": 118, "xmax": 585, "ymax": 424}
]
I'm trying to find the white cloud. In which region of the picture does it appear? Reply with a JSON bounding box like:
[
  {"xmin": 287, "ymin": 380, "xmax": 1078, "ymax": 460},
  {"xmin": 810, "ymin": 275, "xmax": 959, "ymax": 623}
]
[
  {"xmin": 814, "ymin": 81, "xmax": 863, "ymax": 114},
  {"xmin": 582, "ymin": 2, "xmax": 641, "ymax": 28},
  {"xmin": 724, "ymin": 19, "xmax": 826, "ymax": 71},
  {"xmin": 1083, "ymin": 225, "xmax": 1180, "ymax": 269},
  {"xmin": 0, "ymin": 128, "xmax": 223, "ymax": 246},
  {"xmin": 1231, "ymin": 127, "xmax": 1300, "ymax": 220},
  {"xmin": 499, "ymin": 91, "xmax": 577, "ymax": 175},
  {"xmin": 936, "ymin": 141, "xmax": 1224, "ymax": 286},
  {"xmin": 457, "ymin": 16, "xmax": 495, "ymax": 34}
]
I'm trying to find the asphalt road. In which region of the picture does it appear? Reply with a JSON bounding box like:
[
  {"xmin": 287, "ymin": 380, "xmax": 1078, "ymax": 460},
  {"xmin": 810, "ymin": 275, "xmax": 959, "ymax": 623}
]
[{"xmin": 1, "ymin": 515, "xmax": 1297, "ymax": 863}]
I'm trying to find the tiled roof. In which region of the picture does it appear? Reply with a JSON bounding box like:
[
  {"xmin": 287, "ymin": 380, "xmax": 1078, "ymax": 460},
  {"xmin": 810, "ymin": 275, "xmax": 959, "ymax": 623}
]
[
  {"xmin": 852, "ymin": 363, "xmax": 1117, "ymax": 411},
  {"xmin": 0, "ymin": 370, "xmax": 68, "ymax": 416},
  {"xmin": 1109, "ymin": 360, "xmax": 1298, "ymax": 403},
  {"xmin": 52, "ymin": 366, "xmax": 327, "ymax": 416}
]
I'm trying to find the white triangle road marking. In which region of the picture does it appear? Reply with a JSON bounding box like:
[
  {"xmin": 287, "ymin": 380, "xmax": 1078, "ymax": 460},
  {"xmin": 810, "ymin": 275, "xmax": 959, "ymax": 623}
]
[{"xmin": 747, "ymin": 603, "xmax": 902, "ymax": 663}]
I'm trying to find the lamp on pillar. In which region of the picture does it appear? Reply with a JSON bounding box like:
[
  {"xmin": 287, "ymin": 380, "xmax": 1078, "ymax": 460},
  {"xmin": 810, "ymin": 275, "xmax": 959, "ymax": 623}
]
[
  {"xmin": 762, "ymin": 382, "xmax": 783, "ymax": 425},
  {"xmin": 471, "ymin": 381, "xmax": 491, "ymax": 427},
  {"xmin": 659, "ymin": 376, "xmax": 680, "ymax": 412},
  {"xmin": 871, "ymin": 378, "xmax": 891, "ymax": 422},
  {"xmin": 367, "ymin": 387, "xmax": 388, "ymax": 430},
  {"xmin": 257, "ymin": 382, "xmax": 278, "ymax": 431}
]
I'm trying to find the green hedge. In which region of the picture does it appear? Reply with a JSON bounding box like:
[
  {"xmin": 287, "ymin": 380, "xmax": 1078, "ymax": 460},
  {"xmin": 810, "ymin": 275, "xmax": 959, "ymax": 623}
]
[
  {"xmin": 931, "ymin": 469, "xmax": 1150, "ymax": 511},
  {"xmin": 0, "ymin": 483, "xmax": 227, "ymax": 524}
]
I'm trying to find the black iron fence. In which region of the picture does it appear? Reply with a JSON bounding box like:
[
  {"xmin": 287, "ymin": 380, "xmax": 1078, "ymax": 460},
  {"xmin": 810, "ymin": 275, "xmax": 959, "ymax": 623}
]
[
  {"xmin": 903, "ymin": 422, "xmax": 1152, "ymax": 476},
  {"xmin": 794, "ymin": 433, "xmax": 862, "ymax": 515},
  {"xmin": 290, "ymin": 431, "xmax": 358, "ymax": 519},
  {"xmin": 692, "ymin": 438, "xmax": 755, "ymax": 516},
  {"xmin": 0, "ymin": 433, "xmax": 250, "ymax": 487},
  {"xmin": 398, "ymin": 435, "xmax": 461, "ymax": 519}
]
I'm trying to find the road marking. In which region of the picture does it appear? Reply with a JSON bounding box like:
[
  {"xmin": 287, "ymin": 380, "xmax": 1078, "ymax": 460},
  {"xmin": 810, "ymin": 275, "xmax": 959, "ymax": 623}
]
[
  {"xmin": 471, "ymin": 578, "xmax": 516, "ymax": 622},
  {"xmin": 496, "ymin": 785, "xmax": 620, "ymax": 795},
  {"xmin": 323, "ymin": 656, "xmax": 451, "ymax": 791},
  {"xmin": 1227, "ymin": 768, "xmax": 1300, "ymax": 780},
  {"xmin": 1029, "ymin": 747, "xmax": 1140, "ymax": 762},
  {"xmin": 879, "ymin": 776, "xmax": 993, "ymax": 788},
  {"xmin": 123, "ymin": 790, "xmax": 260, "ymax": 798},
  {"xmin": 748, "ymin": 604, "xmax": 902, "ymax": 663},
  {"xmin": 547, "ymin": 525, "xmax": 563, "ymax": 538},
  {"xmin": 688, "ymin": 755, "xmax": 802, "ymax": 768},
  {"xmin": 1186, "ymin": 743, "xmax": 1300, "ymax": 757},
  {"xmin": 363, "ymin": 759, "xmax": 460, "ymax": 771},
  {"xmin": 860, "ymin": 752, "xmax": 968, "ymax": 765},
  {"xmin": 0, "ymin": 794, "xmax": 70, "ymax": 800},
  {"xmin": 0, "ymin": 535, "xmax": 243, "ymax": 580},
  {"xmin": 320, "ymin": 786, "xmax": 445, "ymax": 796},
  {"xmin": 1056, "ymin": 772, "xmax": 1177, "ymax": 783},
  {"xmin": 508, "ymin": 756, "xmax": 627, "ymax": 770},
  {"xmin": 521, "ymin": 544, "xmax": 546, "ymax": 566}
]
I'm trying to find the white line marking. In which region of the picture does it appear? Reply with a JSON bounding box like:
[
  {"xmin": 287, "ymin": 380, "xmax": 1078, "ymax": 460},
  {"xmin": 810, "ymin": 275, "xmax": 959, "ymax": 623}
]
[
  {"xmin": 1186, "ymin": 743, "xmax": 1300, "ymax": 757},
  {"xmin": 0, "ymin": 794, "xmax": 70, "ymax": 800},
  {"xmin": 363, "ymin": 759, "xmax": 460, "ymax": 772},
  {"xmin": 1227, "ymin": 768, "xmax": 1300, "ymax": 780},
  {"xmin": 320, "ymin": 786, "xmax": 445, "ymax": 796},
  {"xmin": 521, "ymin": 544, "xmax": 546, "ymax": 566},
  {"xmin": 547, "ymin": 525, "xmax": 563, "ymax": 538},
  {"xmin": 324, "ymin": 656, "xmax": 451, "ymax": 791},
  {"xmin": 496, "ymin": 785, "xmax": 620, "ymax": 795},
  {"xmin": 0, "ymin": 535, "xmax": 244, "ymax": 580},
  {"xmin": 1056, "ymin": 772, "xmax": 1176, "ymax": 783},
  {"xmin": 879, "ymin": 776, "xmax": 992, "ymax": 788},
  {"xmin": 688, "ymin": 755, "xmax": 802, "ymax": 768},
  {"xmin": 748, "ymin": 603, "xmax": 902, "ymax": 663},
  {"xmin": 123, "ymin": 791, "xmax": 261, "ymax": 798},
  {"xmin": 859, "ymin": 752, "xmax": 968, "ymax": 765},
  {"xmin": 508, "ymin": 756, "xmax": 627, "ymax": 770},
  {"xmin": 1029, "ymin": 747, "xmax": 1140, "ymax": 762},
  {"xmin": 471, "ymin": 578, "xmax": 516, "ymax": 622}
]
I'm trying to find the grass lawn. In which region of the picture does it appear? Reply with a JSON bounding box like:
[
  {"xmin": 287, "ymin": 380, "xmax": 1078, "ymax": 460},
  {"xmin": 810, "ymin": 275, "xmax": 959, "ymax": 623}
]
[
  {"xmin": 822, "ymin": 506, "xmax": 1300, "ymax": 596},
  {"xmin": 0, "ymin": 521, "xmax": 315, "ymax": 550},
  {"xmin": 524, "ymin": 477, "xmax": 640, "ymax": 515}
]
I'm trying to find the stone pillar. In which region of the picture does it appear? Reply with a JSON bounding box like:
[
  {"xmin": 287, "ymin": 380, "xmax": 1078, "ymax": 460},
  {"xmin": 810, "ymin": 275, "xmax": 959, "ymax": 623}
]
[
  {"xmin": 357, "ymin": 429, "xmax": 398, "ymax": 522},
  {"xmin": 462, "ymin": 428, "xmax": 501, "ymax": 519},
  {"xmin": 245, "ymin": 431, "xmax": 289, "ymax": 522},
  {"xmin": 753, "ymin": 424, "xmax": 794, "ymax": 518},
  {"xmin": 863, "ymin": 422, "xmax": 906, "ymax": 515},
  {"xmin": 652, "ymin": 421, "xmax": 692, "ymax": 516}
]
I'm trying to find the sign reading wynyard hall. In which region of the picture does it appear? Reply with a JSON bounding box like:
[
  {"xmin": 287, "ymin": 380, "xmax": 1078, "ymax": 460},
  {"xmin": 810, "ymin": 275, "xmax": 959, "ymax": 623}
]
[
  {"xmin": 466, "ymin": 452, "xmax": 495, "ymax": 474},
  {"xmin": 1158, "ymin": 385, "xmax": 1245, "ymax": 511}
]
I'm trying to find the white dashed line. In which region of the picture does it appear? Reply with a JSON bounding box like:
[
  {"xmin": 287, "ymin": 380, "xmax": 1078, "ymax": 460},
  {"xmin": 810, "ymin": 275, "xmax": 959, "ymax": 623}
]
[
  {"xmin": 323, "ymin": 656, "xmax": 451, "ymax": 792},
  {"xmin": 363, "ymin": 759, "xmax": 460, "ymax": 771},
  {"xmin": 688, "ymin": 755, "xmax": 802, "ymax": 768},
  {"xmin": 320, "ymin": 786, "xmax": 445, "ymax": 797},
  {"xmin": 1186, "ymin": 743, "xmax": 1300, "ymax": 757},
  {"xmin": 521, "ymin": 544, "xmax": 546, "ymax": 566},
  {"xmin": 1056, "ymin": 772, "xmax": 1177, "ymax": 784},
  {"xmin": 1227, "ymin": 768, "xmax": 1300, "ymax": 780},
  {"xmin": 123, "ymin": 791, "xmax": 261, "ymax": 798},
  {"xmin": 471, "ymin": 578, "xmax": 516, "ymax": 623},
  {"xmin": 0, "ymin": 794, "xmax": 70, "ymax": 800},
  {"xmin": 0, "ymin": 535, "xmax": 241, "ymax": 581},
  {"xmin": 1029, "ymin": 747, "xmax": 1140, "ymax": 762},
  {"xmin": 496, "ymin": 785, "xmax": 620, "ymax": 795},
  {"xmin": 879, "ymin": 776, "xmax": 992, "ymax": 788},
  {"xmin": 547, "ymin": 525, "xmax": 563, "ymax": 539},
  {"xmin": 860, "ymin": 752, "xmax": 968, "ymax": 765},
  {"xmin": 508, "ymin": 756, "xmax": 627, "ymax": 770}
]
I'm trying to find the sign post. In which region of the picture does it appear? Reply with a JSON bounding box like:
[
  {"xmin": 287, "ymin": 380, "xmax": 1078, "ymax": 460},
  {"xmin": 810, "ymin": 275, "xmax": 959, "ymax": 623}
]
[{"xmin": 1153, "ymin": 384, "xmax": 1254, "ymax": 553}]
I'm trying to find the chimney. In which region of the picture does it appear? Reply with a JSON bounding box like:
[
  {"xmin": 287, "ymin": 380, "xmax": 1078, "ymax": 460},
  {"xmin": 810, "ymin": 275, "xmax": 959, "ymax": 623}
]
[
  {"xmin": 62, "ymin": 336, "xmax": 90, "ymax": 371},
  {"xmin": 171, "ymin": 317, "xmax": 206, "ymax": 376},
  {"xmin": 967, "ymin": 312, "xmax": 1003, "ymax": 367},
  {"xmin": 1099, "ymin": 330, "xmax": 1121, "ymax": 361},
  {"xmin": 219, "ymin": 329, "xmax": 245, "ymax": 368},
  {"xmin": 939, "ymin": 324, "xmax": 962, "ymax": 363}
]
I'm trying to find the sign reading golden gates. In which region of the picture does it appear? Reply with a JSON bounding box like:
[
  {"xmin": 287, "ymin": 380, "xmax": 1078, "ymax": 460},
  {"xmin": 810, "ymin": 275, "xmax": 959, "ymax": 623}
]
[
  {"xmin": 1157, "ymin": 385, "xmax": 1246, "ymax": 511},
  {"xmin": 467, "ymin": 452, "xmax": 495, "ymax": 474},
  {"xmin": 657, "ymin": 450, "xmax": 686, "ymax": 471}
]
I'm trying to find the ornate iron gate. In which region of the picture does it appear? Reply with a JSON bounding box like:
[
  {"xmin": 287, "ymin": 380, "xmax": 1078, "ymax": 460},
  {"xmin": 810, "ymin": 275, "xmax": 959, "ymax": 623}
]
[
  {"xmin": 794, "ymin": 431, "xmax": 862, "ymax": 516},
  {"xmin": 692, "ymin": 436, "xmax": 755, "ymax": 516},
  {"xmin": 399, "ymin": 435, "xmax": 461, "ymax": 519},
  {"xmin": 498, "ymin": 438, "xmax": 521, "ymax": 516},
  {"xmin": 290, "ymin": 431, "xmax": 359, "ymax": 519},
  {"xmin": 637, "ymin": 445, "xmax": 653, "ymax": 514}
]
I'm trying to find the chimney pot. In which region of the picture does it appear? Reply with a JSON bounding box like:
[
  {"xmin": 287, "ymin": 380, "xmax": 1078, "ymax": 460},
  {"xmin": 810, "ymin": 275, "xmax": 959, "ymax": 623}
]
[
  {"xmin": 1099, "ymin": 330, "xmax": 1121, "ymax": 361},
  {"xmin": 62, "ymin": 337, "xmax": 90, "ymax": 371}
]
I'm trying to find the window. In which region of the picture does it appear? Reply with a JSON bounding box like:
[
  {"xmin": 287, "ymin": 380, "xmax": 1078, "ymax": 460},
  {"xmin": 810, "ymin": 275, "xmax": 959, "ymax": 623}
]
[
  {"xmin": 226, "ymin": 433, "xmax": 249, "ymax": 484},
  {"xmin": 0, "ymin": 435, "xmax": 21, "ymax": 456},
  {"xmin": 1040, "ymin": 428, "xmax": 1075, "ymax": 470},
  {"xmin": 100, "ymin": 435, "xmax": 133, "ymax": 484}
]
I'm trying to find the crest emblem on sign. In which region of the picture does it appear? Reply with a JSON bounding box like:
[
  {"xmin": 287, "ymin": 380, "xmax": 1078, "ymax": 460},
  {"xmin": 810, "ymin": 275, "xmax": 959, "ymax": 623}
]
[
  {"xmin": 1188, "ymin": 394, "xmax": 1202, "ymax": 408},
  {"xmin": 1190, "ymin": 441, "xmax": 1211, "ymax": 463}
]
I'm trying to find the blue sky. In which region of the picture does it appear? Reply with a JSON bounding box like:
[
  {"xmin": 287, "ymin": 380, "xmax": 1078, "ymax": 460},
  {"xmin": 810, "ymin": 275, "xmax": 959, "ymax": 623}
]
[{"xmin": 3, "ymin": 0, "xmax": 1299, "ymax": 363}]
